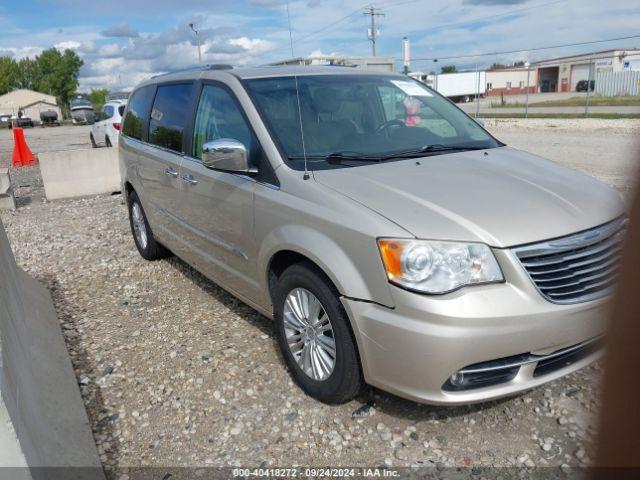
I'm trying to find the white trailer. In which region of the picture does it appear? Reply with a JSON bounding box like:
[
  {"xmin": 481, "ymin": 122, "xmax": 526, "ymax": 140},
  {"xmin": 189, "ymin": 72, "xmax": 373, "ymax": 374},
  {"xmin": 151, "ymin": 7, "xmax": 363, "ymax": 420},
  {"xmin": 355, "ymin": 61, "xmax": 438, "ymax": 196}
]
[{"xmin": 410, "ymin": 71, "xmax": 486, "ymax": 103}]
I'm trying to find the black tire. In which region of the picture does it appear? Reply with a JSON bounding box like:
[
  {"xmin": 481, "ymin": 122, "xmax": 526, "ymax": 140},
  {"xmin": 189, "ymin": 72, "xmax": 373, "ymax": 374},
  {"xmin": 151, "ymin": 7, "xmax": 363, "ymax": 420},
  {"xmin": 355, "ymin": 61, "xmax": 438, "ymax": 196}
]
[
  {"xmin": 90, "ymin": 133, "xmax": 97, "ymax": 148},
  {"xmin": 127, "ymin": 190, "xmax": 170, "ymax": 260},
  {"xmin": 273, "ymin": 262, "xmax": 363, "ymax": 404},
  {"xmin": 105, "ymin": 136, "xmax": 112, "ymax": 147}
]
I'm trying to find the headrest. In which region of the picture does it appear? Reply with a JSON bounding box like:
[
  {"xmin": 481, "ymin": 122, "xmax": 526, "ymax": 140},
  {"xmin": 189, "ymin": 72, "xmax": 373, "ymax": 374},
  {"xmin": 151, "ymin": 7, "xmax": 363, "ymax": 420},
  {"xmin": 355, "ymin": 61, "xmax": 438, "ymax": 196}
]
[{"xmin": 313, "ymin": 87, "xmax": 342, "ymax": 114}]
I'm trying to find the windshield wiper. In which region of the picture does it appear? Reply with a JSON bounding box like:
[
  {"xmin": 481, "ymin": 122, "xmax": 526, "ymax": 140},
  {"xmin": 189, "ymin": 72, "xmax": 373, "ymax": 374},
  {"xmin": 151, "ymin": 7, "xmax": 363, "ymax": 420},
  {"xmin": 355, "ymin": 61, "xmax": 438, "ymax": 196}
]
[
  {"xmin": 286, "ymin": 146, "xmax": 486, "ymax": 164},
  {"xmin": 287, "ymin": 151, "xmax": 384, "ymax": 164},
  {"xmin": 380, "ymin": 144, "xmax": 487, "ymax": 160}
]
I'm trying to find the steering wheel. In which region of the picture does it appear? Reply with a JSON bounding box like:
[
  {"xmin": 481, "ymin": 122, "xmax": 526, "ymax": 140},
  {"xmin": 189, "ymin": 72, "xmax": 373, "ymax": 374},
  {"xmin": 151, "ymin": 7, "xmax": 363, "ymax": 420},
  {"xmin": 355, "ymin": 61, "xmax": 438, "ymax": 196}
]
[{"xmin": 376, "ymin": 119, "xmax": 405, "ymax": 136}]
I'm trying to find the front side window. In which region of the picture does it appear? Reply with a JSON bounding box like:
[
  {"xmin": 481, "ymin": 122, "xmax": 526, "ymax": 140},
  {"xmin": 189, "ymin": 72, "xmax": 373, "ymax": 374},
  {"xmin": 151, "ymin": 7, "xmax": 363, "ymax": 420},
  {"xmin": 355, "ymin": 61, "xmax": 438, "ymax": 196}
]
[
  {"xmin": 149, "ymin": 83, "xmax": 193, "ymax": 152},
  {"xmin": 192, "ymin": 84, "xmax": 253, "ymax": 160},
  {"xmin": 103, "ymin": 105, "xmax": 114, "ymax": 118},
  {"xmin": 122, "ymin": 85, "xmax": 155, "ymax": 140},
  {"xmin": 245, "ymin": 75, "xmax": 499, "ymax": 171}
]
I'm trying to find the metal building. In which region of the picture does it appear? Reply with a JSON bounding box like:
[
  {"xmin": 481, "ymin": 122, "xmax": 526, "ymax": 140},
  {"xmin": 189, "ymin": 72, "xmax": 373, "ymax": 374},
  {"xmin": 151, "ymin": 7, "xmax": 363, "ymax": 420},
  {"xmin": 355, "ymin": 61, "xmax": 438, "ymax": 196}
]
[
  {"xmin": 534, "ymin": 49, "xmax": 640, "ymax": 93},
  {"xmin": 0, "ymin": 89, "xmax": 62, "ymax": 122}
]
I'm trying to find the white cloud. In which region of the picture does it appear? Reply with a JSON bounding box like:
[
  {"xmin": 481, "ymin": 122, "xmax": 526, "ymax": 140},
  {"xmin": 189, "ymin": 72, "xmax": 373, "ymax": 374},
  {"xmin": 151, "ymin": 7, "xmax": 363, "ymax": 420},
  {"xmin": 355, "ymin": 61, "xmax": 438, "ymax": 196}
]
[
  {"xmin": 55, "ymin": 40, "xmax": 81, "ymax": 50},
  {"xmin": 0, "ymin": 46, "xmax": 43, "ymax": 60}
]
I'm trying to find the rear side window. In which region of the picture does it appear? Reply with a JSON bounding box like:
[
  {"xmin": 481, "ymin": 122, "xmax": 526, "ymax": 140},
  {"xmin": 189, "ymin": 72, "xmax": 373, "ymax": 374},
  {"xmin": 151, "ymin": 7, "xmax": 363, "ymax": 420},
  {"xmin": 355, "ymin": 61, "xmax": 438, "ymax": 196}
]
[
  {"xmin": 118, "ymin": 105, "xmax": 125, "ymax": 116},
  {"xmin": 122, "ymin": 86, "xmax": 155, "ymax": 140},
  {"xmin": 149, "ymin": 83, "xmax": 193, "ymax": 152}
]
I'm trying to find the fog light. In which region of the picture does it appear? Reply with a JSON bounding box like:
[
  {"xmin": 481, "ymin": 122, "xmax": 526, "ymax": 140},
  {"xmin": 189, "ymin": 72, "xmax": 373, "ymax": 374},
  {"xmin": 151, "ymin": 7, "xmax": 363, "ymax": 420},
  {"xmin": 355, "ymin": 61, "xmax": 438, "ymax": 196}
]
[{"xmin": 449, "ymin": 371, "xmax": 464, "ymax": 387}]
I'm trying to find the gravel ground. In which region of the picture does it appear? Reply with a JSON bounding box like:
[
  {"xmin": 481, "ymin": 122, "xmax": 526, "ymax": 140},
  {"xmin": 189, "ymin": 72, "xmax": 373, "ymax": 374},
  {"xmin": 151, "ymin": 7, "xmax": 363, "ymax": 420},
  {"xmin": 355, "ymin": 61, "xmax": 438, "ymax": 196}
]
[{"xmin": 0, "ymin": 120, "xmax": 638, "ymax": 477}]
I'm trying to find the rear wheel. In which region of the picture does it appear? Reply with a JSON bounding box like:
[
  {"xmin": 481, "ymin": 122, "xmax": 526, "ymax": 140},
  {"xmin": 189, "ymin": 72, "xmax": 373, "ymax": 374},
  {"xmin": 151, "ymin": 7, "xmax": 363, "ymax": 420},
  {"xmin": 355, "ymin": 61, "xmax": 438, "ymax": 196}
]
[
  {"xmin": 127, "ymin": 190, "xmax": 170, "ymax": 260},
  {"xmin": 90, "ymin": 133, "xmax": 97, "ymax": 148},
  {"xmin": 105, "ymin": 136, "xmax": 112, "ymax": 147},
  {"xmin": 273, "ymin": 263, "xmax": 363, "ymax": 404}
]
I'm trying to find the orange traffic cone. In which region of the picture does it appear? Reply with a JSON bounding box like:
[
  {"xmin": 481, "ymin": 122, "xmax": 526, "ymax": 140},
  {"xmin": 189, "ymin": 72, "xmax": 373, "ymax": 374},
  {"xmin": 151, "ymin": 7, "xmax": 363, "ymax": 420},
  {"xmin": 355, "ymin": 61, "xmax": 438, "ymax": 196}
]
[{"xmin": 11, "ymin": 127, "xmax": 37, "ymax": 167}]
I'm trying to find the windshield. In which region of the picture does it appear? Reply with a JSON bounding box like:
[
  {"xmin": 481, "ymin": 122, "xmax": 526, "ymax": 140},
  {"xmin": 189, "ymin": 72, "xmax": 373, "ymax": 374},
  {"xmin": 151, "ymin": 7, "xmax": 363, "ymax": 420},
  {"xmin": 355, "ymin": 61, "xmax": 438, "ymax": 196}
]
[{"xmin": 244, "ymin": 74, "xmax": 500, "ymax": 170}]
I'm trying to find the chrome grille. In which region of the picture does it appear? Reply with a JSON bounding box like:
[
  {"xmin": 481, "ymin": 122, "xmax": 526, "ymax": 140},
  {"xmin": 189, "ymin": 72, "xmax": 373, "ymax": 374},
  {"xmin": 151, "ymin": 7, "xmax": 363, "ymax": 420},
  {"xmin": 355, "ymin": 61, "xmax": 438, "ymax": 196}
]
[{"xmin": 513, "ymin": 217, "xmax": 627, "ymax": 304}]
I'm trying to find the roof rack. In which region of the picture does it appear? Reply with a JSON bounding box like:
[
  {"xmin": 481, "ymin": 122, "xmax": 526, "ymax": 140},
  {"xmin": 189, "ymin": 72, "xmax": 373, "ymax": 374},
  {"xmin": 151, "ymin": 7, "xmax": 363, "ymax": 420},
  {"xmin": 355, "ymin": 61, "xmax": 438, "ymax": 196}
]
[
  {"xmin": 207, "ymin": 64, "xmax": 233, "ymax": 70},
  {"xmin": 151, "ymin": 64, "xmax": 234, "ymax": 79}
]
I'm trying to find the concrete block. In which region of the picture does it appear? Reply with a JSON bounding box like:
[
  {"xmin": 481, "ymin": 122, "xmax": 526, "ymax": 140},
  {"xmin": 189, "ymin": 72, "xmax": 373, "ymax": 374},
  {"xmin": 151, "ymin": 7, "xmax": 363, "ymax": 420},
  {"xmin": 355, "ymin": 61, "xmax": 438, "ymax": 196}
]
[
  {"xmin": 38, "ymin": 148, "xmax": 120, "ymax": 201},
  {"xmin": 0, "ymin": 168, "xmax": 16, "ymax": 211},
  {"xmin": 0, "ymin": 219, "xmax": 105, "ymax": 479}
]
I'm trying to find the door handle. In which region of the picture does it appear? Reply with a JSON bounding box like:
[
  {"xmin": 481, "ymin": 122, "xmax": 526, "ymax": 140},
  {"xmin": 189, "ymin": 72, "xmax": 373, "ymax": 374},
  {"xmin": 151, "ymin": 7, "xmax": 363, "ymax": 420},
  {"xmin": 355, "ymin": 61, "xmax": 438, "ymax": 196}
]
[
  {"xmin": 164, "ymin": 167, "xmax": 179, "ymax": 178},
  {"xmin": 181, "ymin": 174, "xmax": 198, "ymax": 185}
]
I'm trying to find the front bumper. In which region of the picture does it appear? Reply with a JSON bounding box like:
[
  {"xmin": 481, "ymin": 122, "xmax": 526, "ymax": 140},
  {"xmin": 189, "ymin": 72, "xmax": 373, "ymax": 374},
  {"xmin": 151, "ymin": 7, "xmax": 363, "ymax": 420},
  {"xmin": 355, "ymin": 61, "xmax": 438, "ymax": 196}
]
[{"xmin": 341, "ymin": 249, "xmax": 611, "ymax": 405}]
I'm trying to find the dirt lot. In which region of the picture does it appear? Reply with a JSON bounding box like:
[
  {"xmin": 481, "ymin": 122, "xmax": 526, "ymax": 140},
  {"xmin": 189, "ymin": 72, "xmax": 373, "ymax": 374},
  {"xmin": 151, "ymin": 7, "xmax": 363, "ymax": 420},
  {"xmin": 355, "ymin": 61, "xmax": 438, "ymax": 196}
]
[{"xmin": 0, "ymin": 120, "xmax": 638, "ymax": 477}]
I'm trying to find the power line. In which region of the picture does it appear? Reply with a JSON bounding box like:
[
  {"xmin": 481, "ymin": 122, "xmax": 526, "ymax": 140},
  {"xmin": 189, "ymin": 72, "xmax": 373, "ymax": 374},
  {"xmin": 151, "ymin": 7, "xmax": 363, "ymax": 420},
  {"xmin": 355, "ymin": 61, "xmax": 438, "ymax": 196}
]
[
  {"xmin": 402, "ymin": 0, "xmax": 566, "ymax": 37},
  {"xmin": 411, "ymin": 34, "xmax": 640, "ymax": 62},
  {"xmin": 272, "ymin": 0, "xmax": 568, "ymax": 58},
  {"xmin": 293, "ymin": 9, "xmax": 363, "ymax": 45}
]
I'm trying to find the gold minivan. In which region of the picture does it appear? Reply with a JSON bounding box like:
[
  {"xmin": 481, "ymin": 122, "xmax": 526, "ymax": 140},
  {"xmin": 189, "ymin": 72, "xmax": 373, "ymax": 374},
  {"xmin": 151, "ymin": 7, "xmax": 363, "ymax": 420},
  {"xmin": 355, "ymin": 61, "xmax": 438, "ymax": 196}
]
[{"xmin": 120, "ymin": 65, "xmax": 625, "ymax": 405}]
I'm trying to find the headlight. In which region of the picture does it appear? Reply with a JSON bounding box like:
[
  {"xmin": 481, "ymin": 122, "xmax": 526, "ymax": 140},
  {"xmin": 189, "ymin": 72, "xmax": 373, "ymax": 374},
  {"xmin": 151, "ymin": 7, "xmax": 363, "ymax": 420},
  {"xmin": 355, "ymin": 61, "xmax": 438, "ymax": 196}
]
[{"xmin": 377, "ymin": 239, "xmax": 503, "ymax": 294}]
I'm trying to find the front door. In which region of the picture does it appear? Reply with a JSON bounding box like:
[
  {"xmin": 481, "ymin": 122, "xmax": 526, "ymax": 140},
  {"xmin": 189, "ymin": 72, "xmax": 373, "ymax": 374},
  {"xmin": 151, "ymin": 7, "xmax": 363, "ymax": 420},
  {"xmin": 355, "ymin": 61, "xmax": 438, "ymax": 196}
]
[{"xmin": 174, "ymin": 83, "xmax": 261, "ymax": 303}]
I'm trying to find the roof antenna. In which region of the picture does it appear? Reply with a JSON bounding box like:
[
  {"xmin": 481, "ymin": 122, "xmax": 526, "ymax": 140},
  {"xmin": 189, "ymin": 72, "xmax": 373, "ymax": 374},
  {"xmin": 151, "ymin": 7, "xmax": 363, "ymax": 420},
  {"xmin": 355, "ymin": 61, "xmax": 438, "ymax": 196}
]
[
  {"xmin": 293, "ymin": 76, "xmax": 310, "ymax": 180},
  {"xmin": 285, "ymin": 0, "xmax": 295, "ymax": 58},
  {"xmin": 286, "ymin": 0, "xmax": 310, "ymax": 180}
]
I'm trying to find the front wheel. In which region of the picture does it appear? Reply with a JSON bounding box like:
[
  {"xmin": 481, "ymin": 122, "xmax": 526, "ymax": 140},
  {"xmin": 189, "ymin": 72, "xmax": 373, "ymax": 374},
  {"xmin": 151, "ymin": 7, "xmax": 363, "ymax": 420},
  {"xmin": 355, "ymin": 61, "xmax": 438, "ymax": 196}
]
[
  {"xmin": 273, "ymin": 263, "xmax": 363, "ymax": 404},
  {"xmin": 90, "ymin": 133, "xmax": 97, "ymax": 148},
  {"xmin": 127, "ymin": 190, "xmax": 170, "ymax": 260}
]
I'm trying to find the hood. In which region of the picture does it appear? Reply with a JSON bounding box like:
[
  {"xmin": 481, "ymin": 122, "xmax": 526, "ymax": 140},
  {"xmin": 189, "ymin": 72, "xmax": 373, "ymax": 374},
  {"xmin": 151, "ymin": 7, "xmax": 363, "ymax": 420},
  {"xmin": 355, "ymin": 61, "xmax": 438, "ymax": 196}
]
[{"xmin": 313, "ymin": 147, "xmax": 624, "ymax": 248}]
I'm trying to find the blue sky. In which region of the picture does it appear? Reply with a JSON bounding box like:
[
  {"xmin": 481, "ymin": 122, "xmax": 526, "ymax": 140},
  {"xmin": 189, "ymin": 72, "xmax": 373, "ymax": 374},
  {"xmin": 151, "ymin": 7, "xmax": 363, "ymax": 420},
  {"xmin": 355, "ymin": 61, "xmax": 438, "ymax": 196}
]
[{"xmin": 0, "ymin": 0, "xmax": 638, "ymax": 91}]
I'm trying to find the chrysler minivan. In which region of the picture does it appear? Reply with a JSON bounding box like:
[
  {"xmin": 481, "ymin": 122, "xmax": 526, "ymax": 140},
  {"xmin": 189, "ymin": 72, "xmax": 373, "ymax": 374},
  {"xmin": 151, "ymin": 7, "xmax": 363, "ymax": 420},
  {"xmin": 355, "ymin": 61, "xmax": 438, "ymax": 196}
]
[{"xmin": 119, "ymin": 65, "xmax": 625, "ymax": 405}]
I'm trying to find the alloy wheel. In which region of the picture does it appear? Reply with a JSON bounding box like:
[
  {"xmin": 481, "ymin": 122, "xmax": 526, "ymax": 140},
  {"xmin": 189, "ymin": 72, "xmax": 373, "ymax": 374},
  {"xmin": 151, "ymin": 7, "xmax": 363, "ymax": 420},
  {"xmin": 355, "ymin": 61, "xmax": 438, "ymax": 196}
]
[
  {"xmin": 131, "ymin": 202, "xmax": 148, "ymax": 250},
  {"xmin": 283, "ymin": 288, "xmax": 336, "ymax": 381}
]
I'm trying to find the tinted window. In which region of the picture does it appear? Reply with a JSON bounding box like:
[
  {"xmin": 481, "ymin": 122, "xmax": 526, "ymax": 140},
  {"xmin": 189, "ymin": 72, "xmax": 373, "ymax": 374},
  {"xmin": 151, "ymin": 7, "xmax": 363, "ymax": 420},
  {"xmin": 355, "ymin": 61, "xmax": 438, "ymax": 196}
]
[
  {"xmin": 192, "ymin": 85, "xmax": 253, "ymax": 159},
  {"xmin": 118, "ymin": 105, "xmax": 125, "ymax": 116},
  {"xmin": 103, "ymin": 105, "xmax": 114, "ymax": 117},
  {"xmin": 246, "ymin": 75, "xmax": 498, "ymax": 171},
  {"xmin": 149, "ymin": 83, "xmax": 192, "ymax": 152},
  {"xmin": 122, "ymin": 85, "xmax": 155, "ymax": 140}
]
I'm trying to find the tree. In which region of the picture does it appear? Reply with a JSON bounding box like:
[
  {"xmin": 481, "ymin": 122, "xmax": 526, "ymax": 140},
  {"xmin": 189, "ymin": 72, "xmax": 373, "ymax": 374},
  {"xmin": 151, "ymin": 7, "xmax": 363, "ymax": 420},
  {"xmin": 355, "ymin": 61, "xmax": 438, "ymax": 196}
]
[
  {"xmin": 35, "ymin": 48, "xmax": 83, "ymax": 116},
  {"xmin": 513, "ymin": 60, "xmax": 525, "ymax": 67},
  {"xmin": 89, "ymin": 88, "xmax": 109, "ymax": 111},
  {"xmin": 15, "ymin": 57, "xmax": 42, "ymax": 90},
  {"xmin": 440, "ymin": 65, "xmax": 457, "ymax": 74},
  {"xmin": 0, "ymin": 57, "xmax": 19, "ymax": 95},
  {"xmin": 490, "ymin": 63, "xmax": 507, "ymax": 70},
  {"xmin": 0, "ymin": 49, "xmax": 83, "ymax": 117}
]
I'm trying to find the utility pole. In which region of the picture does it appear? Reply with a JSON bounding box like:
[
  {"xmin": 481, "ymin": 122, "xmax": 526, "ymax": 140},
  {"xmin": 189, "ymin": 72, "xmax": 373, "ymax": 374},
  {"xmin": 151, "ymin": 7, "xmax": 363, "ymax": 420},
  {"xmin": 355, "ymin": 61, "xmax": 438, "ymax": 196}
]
[
  {"xmin": 364, "ymin": 5, "xmax": 384, "ymax": 56},
  {"xmin": 524, "ymin": 61, "xmax": 531, "ymax": 119},
  {"xmin": 189, "ymin": 23, "xmax": 202, "ymax": 65},
  {"xmin": 475, "ymin": 62, "xmax": 481, "ymax": 119},
  {"xmin": 584, "ymin": 55, "xmax": 593, "ymax": 118}
]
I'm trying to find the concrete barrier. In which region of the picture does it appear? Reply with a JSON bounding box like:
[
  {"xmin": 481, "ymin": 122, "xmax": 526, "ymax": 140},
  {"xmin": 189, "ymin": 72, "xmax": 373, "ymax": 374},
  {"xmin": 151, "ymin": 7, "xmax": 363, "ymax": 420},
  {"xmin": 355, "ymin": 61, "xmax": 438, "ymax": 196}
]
[
  {"xmin": 39, "ymin": 148, "xmax": 120, "ymax": 201},
  {"xmin": 0, "ymin": 168, "xmax": 16, "ymax": 210},
  {"xmin": 0, "ymin": 219, "xmax": 104, "ymax": 480}
]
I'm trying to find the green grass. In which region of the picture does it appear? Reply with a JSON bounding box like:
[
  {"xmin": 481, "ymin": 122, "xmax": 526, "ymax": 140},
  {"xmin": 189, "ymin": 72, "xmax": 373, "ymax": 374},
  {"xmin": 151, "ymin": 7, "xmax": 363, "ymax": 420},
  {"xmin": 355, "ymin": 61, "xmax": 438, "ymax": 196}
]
[
  {"xmin": 490, "ymin": 96, "xmax": 640, "ymax": 108},
  {"xmin": 479, "ymin": 113, "xmax": 640, "ymax": 119}
]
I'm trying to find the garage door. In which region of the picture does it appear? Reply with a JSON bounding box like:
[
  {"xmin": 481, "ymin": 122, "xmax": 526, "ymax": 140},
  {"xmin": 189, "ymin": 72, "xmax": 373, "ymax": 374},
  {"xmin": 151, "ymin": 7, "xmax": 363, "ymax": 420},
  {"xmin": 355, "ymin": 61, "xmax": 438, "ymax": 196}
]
[{"xmin": 571, "ymin": 64, "xmax": 591, "ymax": 91}]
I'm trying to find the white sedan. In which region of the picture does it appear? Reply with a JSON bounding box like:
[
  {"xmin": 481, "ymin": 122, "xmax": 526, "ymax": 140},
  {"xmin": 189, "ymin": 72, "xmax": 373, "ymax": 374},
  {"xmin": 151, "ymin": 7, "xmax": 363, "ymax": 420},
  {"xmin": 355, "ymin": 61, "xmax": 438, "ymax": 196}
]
[{"xmin": 90, "ymin": 100, "xmax": 126, "ymax": 147}]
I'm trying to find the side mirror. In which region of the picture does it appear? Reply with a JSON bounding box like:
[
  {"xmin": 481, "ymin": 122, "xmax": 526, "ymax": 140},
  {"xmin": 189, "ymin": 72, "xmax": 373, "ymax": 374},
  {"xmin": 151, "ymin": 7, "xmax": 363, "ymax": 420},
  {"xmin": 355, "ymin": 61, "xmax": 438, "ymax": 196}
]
[{"xmin": 202, "ymin": 138, "xmax": 256, "ymax": 173}]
